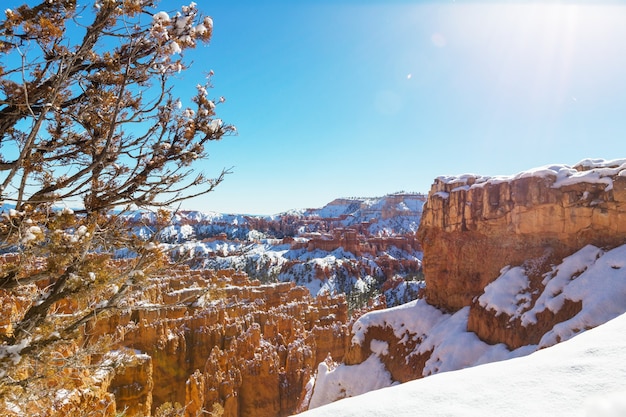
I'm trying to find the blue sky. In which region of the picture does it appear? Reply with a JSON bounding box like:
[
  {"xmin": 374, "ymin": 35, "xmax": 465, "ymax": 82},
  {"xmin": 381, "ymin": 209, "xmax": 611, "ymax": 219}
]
[
  {"xmin": 173, "ymin": 0, "xmax": 626, "ymax": 214},
  {"xmin": 22, "ymin": 0, "xmax": 626, "ymax": 215}
]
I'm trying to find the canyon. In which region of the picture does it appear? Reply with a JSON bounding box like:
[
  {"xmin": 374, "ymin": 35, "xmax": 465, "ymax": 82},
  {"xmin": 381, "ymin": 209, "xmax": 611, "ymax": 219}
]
[
  {"xmin": 1, "ymin": 193, "xmax": 424, "ymax": 417},
  {"xmin": 1, "ymin": 265, "xmax": 353, "ymax": 417},
  {"xmin": 100, "ymin": 267, "xmax": 352, "ymax": 417},
  {"xmin": 3, "ymin": 161, "xmax": 626, "ymax": 416},
  {"xmin": 150, "ymin": 193, "xmax": 426, "ymax": 307}
]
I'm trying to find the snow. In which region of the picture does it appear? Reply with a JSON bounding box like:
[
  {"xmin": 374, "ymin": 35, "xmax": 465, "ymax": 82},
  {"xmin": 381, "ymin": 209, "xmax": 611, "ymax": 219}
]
[
  {"xmin": 54, "ymin": 389, "xmax": 73, "ymax": 406},
  {"xmin": 436, "ymin": 159, "xmax": 626, "ymax": 198},
  {"xmin": 170, "ymin": 41, "xmax": 182, "ymax": 54},
  {"xmin": 0, "ymin": 337, "xmax": 31, "ymax": 378},
  {"xmin": 298, "ymin": 195, "xmax": 424, "ymax": 236},
  {"xmin": 194, "ymin": 23, "xmax": 209, "ymax": 35},
  {"xmin": 552, "ymin": 166, "xmax": 614, "ymax": 191},
  {"xmin": 575, "ymin": 158, "xmax": 626, "ymax": 170},
  {"xmin": 351, "ymin": 298, "xmax": 447, "ymax": 346},
  {"xmin": 437, "ymin": 159, "xmax": 626, "ymax": 193},
  {"xmin": 153, "ymin": 11, "xmax": 170, "ymax": 23},
  {"xmin": 479, "ymin": 243, "xmax": 626, "ymax": 348},
  {"xmin": 478, "ymin": 266, "xmax": 531, "ymax": 317},
  {"xmin": 21, "ymin": 225, "xmax": 42, "ymax": 244},
  {"xmin": 209, "ymin": 118, "xmax": 222, "ymax": 132},
  {"xmin": 308, "ymin": 355, "xmax": 394, "ymax": 410},
  {"xmin": 307, "ymin": 242, "xmax": 626, "ymax": 410},
  {"xmin": 369, "ymin": 340, "xmax": 389, "ymax": 356},
  {"xmin": 297, "ymin": 312, "xmax": 626, "ymax": 417},
  {"xmin": 533, "ymin": 244, "xmax": 626, "ymax": 347}
]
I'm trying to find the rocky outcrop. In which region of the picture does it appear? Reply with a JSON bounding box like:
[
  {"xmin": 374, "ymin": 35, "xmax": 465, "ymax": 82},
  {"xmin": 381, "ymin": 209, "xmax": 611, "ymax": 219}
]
[
  {"xmin": 0, "ymin": 259, "xmax": 351, "ymax": 417},
  {"xmin": 416, "ymin": 159, "xmax": 626, "ymax": 351},
  {"xmin": 302, "ymin": 229, "xmax": 421, "ymax": 258},
  {"xmin": 466, "ymin": 296, "xmax": 583, "ymax": 349},
  {"xmin": 417, "ymin": 160, "xmax": 626, "ymax": 312},
  {"xmin": 107, "ymin": 350, "xmax": 154, "ymax": 416},
  {"xmin": 343, "ymin": 321, "xmax": 431, "ymax": 383},
  {"xmin": 88, "ymin": 266, "xmax": 351, "ymax": 417}
]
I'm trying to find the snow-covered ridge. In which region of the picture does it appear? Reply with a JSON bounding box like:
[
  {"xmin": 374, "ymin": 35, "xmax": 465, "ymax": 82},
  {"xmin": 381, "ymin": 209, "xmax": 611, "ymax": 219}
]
[
  {"xmin": 118, "ymin": 193, "xmax": 426, "ymax": 305},
  {"xmin": 301, "ymin": 193, "xmax": 425, "ymax": 219},
  {"xmin": 124, "ymin": 192, "xmax": 426, "ymax": 241},
  {"xmin": 435, "ymin": 158, "xmax": 626, "ymax": 192}
]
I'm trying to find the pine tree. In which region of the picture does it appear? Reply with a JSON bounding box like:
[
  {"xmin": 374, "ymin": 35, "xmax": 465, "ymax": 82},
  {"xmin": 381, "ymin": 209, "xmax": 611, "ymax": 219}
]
[{"xmin": 0, "ymin": 0, "xmax": 233, "ymax": 410}]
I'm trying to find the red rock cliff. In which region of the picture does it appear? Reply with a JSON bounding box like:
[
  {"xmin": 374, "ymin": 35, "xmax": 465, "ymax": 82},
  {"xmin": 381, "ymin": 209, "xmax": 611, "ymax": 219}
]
[{"xmin": 417, "ymin": 159, "xmax": 626, "ymax": 312}]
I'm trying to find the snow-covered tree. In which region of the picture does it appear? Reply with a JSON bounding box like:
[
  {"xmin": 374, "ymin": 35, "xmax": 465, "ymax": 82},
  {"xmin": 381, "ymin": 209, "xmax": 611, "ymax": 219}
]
[{"xmin": 0, "ymin": 0, "xmax": 233, "ymax": 407}]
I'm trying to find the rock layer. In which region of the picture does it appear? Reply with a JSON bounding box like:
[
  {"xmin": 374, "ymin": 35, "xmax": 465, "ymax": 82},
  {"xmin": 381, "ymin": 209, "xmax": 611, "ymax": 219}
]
[{"xmin": 417, "ymin": 160, "xmax": 626, "ymax": 312}]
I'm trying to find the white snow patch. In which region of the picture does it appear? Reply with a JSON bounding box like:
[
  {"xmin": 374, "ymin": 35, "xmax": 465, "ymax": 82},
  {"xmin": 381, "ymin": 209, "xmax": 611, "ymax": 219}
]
[
  {"xmin": 308, "ymin": 354, "xmax": 393, "ymax": 410},
  {"xmin": 351, "ymin": 298, "xmax": 447, "ymax": 346},
  {"xmin": 437, "ymin": 159, "xmax": 626, "ymax": 194},
  {"xmin": 478, "ymin": 266, "xmax": 531, "ymax": 318},
  {"xmin": 370, "ymin": 340, "xmax": 389, "ymax": 356}
]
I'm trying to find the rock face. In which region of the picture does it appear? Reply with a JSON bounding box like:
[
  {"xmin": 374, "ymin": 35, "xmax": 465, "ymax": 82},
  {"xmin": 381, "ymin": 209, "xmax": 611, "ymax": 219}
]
[
  {"xmin": 417, "ymin": 160, "xmax": 626, "ymax": 312},
  {"xmin": 91, "ymin": 267, "xmax": 351, "ymax": 417},
  {"xmin": 107, "ymin": 350, "xmax": 154, "ymax": 416},
  {"xmin": 0, "ymin": 260, "xmax": 351, "ymax": 417}
]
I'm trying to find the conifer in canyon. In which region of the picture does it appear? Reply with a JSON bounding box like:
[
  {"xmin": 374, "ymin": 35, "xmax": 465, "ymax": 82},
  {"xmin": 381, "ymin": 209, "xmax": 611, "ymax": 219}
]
[{"xmin": 0, "ymin": 0, "xmax": 232, "ymax": 408}]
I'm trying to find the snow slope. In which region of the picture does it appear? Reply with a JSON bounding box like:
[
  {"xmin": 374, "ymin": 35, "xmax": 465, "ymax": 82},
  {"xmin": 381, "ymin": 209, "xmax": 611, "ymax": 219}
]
[
  {"xmin": 297, "ymin": 311, "xmax": 626, "ymax": 417},
  {"xmin": 304, "ymin": 242, "xmax": 626, "ymax": 411}
]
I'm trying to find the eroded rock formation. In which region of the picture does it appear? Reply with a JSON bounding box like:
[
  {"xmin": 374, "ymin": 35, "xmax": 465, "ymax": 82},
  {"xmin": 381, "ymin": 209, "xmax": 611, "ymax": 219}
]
[
  {"xmin": 0, "ymin": 260, "xmax": 351, "ymax": 417},
  {"xmin": 417, "ymin": 160, "xmax": 626, "ymax": 312},
  {"xmin": 92, "ymin": 267, "xmax": 350, "ymax": 416},
  {"xmin": 414, "ymin": 159, "xmax": 626, "ymax": 352}
]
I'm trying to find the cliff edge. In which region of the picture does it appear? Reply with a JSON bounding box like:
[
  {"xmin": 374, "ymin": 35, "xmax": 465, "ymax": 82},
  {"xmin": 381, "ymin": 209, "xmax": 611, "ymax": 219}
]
[{"xmin": 417, "ymin": 158, "xmax": 626, "ymax": 312}]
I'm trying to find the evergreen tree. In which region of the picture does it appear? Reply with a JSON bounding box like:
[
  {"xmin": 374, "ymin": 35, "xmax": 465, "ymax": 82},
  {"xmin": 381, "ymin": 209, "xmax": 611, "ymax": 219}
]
[{"xmin": 0, "ymin": 0, "xmax": 233, "ymax": 407}]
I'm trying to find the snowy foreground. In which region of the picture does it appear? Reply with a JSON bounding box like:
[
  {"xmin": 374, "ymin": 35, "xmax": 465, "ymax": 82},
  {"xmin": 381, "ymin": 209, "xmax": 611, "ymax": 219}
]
[
  {"xmin": 296, "ymin": 311, "xmax": 626, "ymax": 417},
  {"xmin": 298, "ymin": 243, "xmax": 626, "ymax": 416}
]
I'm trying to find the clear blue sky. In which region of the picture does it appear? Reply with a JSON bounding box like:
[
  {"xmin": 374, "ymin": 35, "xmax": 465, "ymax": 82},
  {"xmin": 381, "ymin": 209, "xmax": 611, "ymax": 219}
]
[{"xmin": 158, "ymin": 1, "xmax": 626, "ymax": 213}]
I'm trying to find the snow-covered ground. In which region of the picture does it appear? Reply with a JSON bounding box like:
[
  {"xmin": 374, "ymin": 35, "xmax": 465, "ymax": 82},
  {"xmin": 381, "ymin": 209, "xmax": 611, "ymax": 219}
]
[
  {"xmin": 302, "ymin": 242, "xmax": 626, "ymax": 413},
  {"xmin": 296, "ymin": 311, "xmax": 626, "ymax": 417}
]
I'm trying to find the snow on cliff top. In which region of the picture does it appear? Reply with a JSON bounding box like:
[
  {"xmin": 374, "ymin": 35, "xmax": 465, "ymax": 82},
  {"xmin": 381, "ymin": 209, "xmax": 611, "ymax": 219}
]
[
  {"xmin": 297, "ymin": 311, "xmax": 626, "ymax": 417},
  {"xmin": 436, "ymin": 158, "xmax": 626, "ymax": 191}
]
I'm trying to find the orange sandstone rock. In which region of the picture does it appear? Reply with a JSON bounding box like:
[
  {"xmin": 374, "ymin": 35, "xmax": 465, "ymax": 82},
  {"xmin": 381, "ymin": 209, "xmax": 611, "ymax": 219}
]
[{"xmin": 418, "ymin": 161, "xmax": 626, "ymax": 312}]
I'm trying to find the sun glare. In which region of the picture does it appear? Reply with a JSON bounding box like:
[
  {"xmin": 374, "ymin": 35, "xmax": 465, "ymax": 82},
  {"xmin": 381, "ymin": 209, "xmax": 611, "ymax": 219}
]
[{"xmin": 413, "ymin": 2, "xmax": 626, "ymax": 119}]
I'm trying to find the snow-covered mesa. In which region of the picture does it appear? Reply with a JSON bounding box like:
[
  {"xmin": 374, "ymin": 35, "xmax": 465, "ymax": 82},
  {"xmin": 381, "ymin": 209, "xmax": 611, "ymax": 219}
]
[{"xmin": 301, "ymin": 242, "xmax": 626, "ymax": 415}]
